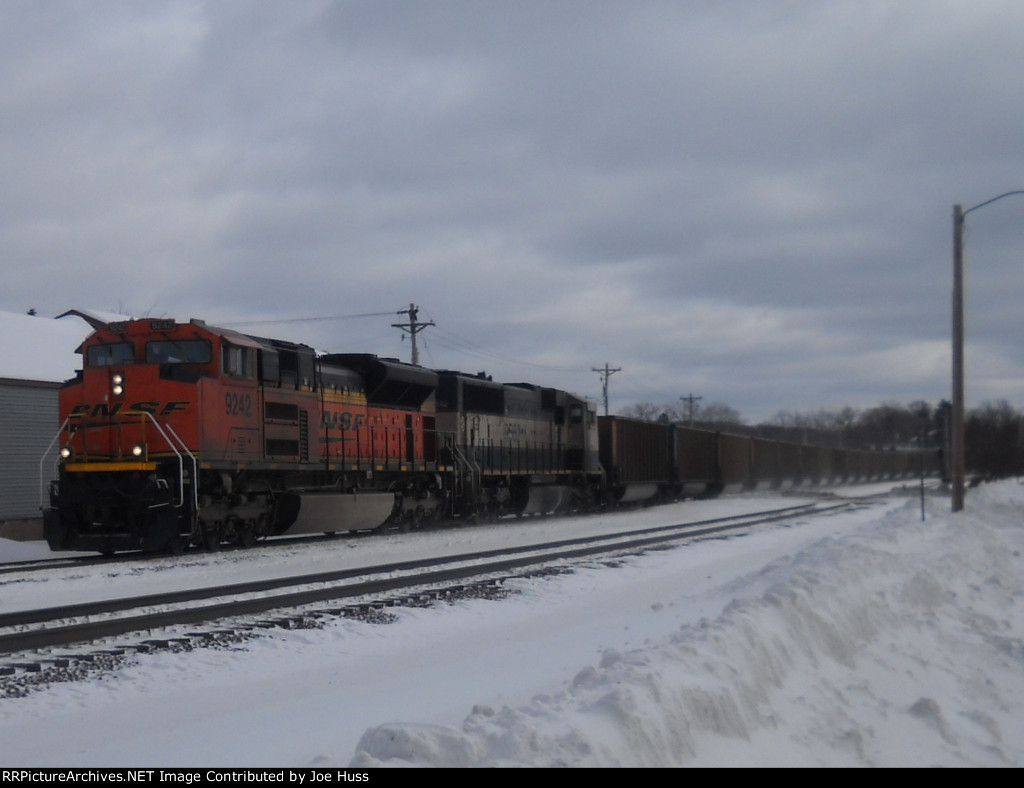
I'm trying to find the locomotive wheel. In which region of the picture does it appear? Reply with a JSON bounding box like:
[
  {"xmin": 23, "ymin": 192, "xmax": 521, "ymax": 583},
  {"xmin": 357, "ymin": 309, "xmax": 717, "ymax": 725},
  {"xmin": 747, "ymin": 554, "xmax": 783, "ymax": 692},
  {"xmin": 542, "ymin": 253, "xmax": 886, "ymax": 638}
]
[
  {"xmin": 164, "ymin": 534, "xmax": 188, "ymax": 555},
  {"xmin": 398, "ymin": 509, "xmax": 417, "ymax": 533},
  {"xmin": 475, "ymin": 503, "xmax": 498, "ymax": 525},
  {"xmin": 234, "ymin": 522, "xmax": 257, "ymax": 548},
  {"xmin": 201, "ymin": 521, "xmax": 221, "ymax": 551}
]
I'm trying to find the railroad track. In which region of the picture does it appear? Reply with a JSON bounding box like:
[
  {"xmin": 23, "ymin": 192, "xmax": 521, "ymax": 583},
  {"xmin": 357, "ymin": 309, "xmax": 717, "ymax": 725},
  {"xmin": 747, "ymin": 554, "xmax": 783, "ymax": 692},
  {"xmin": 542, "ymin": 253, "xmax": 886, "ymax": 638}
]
[
  {"xmin": 0, "ymin": 554, "xmax": 116, "ymax": 577},
  {"xmin": 0, "ymin": 499, "xmax": 871, "ymax": 683}
]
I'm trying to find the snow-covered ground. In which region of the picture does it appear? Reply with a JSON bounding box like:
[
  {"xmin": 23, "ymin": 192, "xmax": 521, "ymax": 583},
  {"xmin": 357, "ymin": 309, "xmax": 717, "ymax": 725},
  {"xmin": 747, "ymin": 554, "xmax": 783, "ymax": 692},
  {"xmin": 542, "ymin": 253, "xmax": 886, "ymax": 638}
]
[{"xmin": 0, "ymin": 482, "xmax": 1021, "ymax": 768}]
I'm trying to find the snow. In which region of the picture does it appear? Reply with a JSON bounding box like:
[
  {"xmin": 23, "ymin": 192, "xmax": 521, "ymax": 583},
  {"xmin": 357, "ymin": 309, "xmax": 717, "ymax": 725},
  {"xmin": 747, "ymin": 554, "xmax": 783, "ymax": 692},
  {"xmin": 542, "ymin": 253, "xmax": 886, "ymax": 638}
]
[
  {"xmin": 0, "ymin": 311, "xmax": 93, "ymax": 383},
  {"xmin": 0, "ymin": 482, "xmax": 1022, "ymax": 768}
]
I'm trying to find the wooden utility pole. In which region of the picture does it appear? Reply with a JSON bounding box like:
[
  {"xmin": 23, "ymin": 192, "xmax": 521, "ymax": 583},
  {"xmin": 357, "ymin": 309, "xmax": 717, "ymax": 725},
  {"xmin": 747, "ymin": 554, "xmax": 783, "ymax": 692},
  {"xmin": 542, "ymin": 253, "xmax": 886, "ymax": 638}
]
[
  {"xmin": 952, "ymin": 205, "xmax": 965, "ymax": 512},
  {"xmin": 680, "ymin": 393, "xmax": 703, "ymax": 425},
  {"xmin": 592, "ymin": 363, "xmax": 621, "ymax": 416},
  {"xmin": 392, "ymin": 303, "xmax": 435, "ymax": 366},
  {"xmin": 951, "ymin": 190, "xmax": 1024, "ymax": 512}
]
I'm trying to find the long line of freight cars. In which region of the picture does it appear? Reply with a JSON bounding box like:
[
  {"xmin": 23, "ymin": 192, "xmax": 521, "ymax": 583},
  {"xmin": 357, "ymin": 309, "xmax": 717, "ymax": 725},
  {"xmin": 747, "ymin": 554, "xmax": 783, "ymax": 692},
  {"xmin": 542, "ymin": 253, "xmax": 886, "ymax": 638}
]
[{"xmin": 598, "ymin": 417, "xmax": 943, "ymax": 504}]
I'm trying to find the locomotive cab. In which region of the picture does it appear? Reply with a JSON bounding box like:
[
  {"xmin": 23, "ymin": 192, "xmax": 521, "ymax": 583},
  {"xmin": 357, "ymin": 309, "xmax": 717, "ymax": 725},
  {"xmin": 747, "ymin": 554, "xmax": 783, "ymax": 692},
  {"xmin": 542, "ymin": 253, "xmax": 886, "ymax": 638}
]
[
  {"xmin": 45, "ymin": 318, "xmax": 218, "ymax": 553},
  {"xmin": 43, "ymin": 318, "xmax": 319, "ymax": 553}
]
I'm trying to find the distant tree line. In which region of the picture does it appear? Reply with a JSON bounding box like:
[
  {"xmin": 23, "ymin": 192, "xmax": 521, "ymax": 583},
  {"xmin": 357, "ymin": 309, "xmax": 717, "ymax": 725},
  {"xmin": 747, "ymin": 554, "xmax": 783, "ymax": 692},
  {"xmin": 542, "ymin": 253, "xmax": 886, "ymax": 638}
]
[
  {"xmin": 619, "ymin": 400, "xmax": 744, "ymax": 429},
  {"xmin": 618, "ymin": 398, "xmax": 1024, "ymax": 480},
  {"xmin": 962, "ymin": 400, "xmax": 1024, "ymax": 480}
]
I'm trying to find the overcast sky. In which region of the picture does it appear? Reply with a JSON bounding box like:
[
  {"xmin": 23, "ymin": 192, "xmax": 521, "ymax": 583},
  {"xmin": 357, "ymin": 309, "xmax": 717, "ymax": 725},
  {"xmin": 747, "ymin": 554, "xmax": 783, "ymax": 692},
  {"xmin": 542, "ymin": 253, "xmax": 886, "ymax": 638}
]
[{"xmin": 3, "ymin": 0, "xmax": 1023, "ymax": 422}]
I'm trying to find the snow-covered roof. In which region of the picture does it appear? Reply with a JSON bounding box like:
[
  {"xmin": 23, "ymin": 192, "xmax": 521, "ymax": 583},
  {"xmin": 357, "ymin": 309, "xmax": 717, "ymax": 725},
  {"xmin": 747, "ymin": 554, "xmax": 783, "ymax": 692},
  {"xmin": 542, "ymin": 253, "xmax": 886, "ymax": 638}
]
[{"xmin": 0, "ymin": 310, "xmax": 98, "ymax": 383}]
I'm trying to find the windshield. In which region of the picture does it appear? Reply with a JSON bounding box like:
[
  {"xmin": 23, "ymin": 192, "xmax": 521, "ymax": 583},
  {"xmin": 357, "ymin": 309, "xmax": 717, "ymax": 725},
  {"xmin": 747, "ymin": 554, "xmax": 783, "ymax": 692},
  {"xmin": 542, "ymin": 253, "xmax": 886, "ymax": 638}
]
[
  {"xmin": 87, "ymin": 343, "xmax": 135, "ymax": 367},
  {"xmin": 145, "ymin": 340, "xmax": 212, "ymax": 365}
]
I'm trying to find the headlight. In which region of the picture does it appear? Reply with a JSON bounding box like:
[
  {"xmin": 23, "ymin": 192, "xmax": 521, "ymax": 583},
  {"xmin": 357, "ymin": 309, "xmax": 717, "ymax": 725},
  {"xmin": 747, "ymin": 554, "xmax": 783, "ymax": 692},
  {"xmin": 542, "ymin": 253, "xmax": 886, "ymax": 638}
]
[
  {"xmin": 60, "ymin": 446, "xmax": 72, "ymax": 460},
  {"xmin": 112, "ymin": 373, "xmax": 124, "ymax": 396},
  {"xmin": 131, "ymin": 443, "xmax": 145, "ymax": 458}
]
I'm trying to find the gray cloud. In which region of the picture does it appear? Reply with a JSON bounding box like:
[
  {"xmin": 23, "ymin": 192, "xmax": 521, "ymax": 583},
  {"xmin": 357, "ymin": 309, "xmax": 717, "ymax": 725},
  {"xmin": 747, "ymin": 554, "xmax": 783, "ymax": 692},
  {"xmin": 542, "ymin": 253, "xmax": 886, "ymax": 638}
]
[{"xmin": 3, "ymin": 0, "xmax": 1023, "ymax": 422}]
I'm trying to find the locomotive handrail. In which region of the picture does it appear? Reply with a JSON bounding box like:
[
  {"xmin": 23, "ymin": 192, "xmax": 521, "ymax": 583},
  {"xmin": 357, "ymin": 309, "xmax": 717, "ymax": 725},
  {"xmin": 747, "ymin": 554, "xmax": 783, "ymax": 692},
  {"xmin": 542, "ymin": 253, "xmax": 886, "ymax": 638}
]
[
  {"xmin": 446, "ymin": 435, "xmax": 480, "ymax": 503},
  {"xmin": 163, "ymin": 422, "xmax": 200, "ymax": 515},
  {"xmin": 48, "ymin": 409, "xmax": 199, "ymax": 514},
  {"xmin": 38, "ymin": 416, "xmax": 71, "ymax": 511},
  {"xmin": 134, "ymin": 412, "xmax": 198, "ymax": 513}
]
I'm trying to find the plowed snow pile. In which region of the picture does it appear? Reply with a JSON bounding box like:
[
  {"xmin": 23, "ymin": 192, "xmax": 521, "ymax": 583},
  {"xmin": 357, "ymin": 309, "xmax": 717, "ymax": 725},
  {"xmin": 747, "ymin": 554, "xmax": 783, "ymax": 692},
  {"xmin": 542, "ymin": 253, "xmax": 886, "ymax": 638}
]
[{"xmin": 353, "ymin": 486, "xmax": 1024, "ymax": 767}]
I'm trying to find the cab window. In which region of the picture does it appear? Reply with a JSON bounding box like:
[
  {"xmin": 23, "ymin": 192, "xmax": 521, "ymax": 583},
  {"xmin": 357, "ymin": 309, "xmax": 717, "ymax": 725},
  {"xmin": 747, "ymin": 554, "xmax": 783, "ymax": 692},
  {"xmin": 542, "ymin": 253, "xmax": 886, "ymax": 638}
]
[
  {"xmin": 222, "ymin": 343, "xmax": 254, "ymax": 379},
  {"xmin": 146, "ymin": 340, "xmax": 212, "ymax": 365},
  {"xmin": 87, "ymin": 343, "xmax": 135, "ymax": 367}
]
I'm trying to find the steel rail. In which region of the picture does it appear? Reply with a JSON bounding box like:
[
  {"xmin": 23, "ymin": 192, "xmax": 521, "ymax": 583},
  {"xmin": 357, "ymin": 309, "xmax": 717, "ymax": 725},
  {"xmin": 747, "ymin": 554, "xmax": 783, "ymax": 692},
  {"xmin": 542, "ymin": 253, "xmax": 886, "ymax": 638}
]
[
  {"xmin": 0, "ymin": 501, "xmax": 856, "ymax": 656},
  {"xmin": 1, "ymin": 502, "xmax": 819, "ymax": 628}
]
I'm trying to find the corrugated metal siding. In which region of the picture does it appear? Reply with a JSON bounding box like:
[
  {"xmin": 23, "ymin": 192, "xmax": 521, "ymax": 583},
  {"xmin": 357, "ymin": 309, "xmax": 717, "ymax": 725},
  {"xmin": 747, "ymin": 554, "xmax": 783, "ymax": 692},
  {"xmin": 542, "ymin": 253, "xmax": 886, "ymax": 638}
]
[{"xmin": 0, "ymin": 381, "xmax": 60, "ymax": 519}]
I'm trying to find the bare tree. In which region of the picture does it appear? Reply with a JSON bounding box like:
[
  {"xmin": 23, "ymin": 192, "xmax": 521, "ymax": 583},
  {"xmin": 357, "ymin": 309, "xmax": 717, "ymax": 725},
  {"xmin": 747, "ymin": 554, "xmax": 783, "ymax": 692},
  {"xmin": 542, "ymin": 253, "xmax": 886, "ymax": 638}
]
[
  {"xmin": 617, "ymin": 402, "xmax": 663, "ymax": 421},
  {"xmin": 618, "ymin": 400, "xmax": 743, "ymax": 427}
]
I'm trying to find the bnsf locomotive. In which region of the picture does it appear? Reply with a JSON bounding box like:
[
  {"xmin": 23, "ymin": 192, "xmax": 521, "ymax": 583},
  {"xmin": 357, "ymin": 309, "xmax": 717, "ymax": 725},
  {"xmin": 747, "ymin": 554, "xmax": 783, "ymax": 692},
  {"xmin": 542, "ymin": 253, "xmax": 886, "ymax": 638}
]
[
  {"xmin": 43, "ymin": 317, "xmax": 602, "ymax": 554},
  {"xmin": 42, "ymin": 316, "xmax": 942, "ymax": 555}
]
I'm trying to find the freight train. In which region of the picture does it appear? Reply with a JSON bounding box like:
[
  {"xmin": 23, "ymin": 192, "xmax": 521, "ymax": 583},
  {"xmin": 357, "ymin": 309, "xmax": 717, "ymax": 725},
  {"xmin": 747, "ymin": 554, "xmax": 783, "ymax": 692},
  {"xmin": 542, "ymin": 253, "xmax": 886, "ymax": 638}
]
[{"xmin": 41, "ymin": 316, "xmax": 942, "ymax": 554}]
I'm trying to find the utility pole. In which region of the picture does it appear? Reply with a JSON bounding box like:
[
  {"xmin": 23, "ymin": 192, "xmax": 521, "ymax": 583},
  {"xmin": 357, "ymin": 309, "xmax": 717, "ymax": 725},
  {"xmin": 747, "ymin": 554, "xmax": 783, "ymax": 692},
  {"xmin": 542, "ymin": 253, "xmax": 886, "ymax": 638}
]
[
  {"xmin": 592, "ymin": 363, "xmax": 621, "ymax": 416},
  {"xmin": 680, "ymin": 393, "xmax": 703, "ymax": 425},
  {"xmin": 392, "ymin": 303, "xmax": 435, "ymax": 366},
  {"xmin": 952, "ymin": 204, "xmax": 966, "ymax": 512},
  {"xmin": 951, "ymin": 190, "xmax": 1024, "ymax": 512}
]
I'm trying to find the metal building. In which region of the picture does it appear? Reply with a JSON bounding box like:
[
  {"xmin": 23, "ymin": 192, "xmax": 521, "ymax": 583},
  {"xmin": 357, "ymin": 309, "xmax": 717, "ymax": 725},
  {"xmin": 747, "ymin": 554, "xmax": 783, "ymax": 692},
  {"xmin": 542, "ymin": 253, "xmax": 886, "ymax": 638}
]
[{"xmin": 0, "ymin": 311, "xmax": 96, "ymax": 537}]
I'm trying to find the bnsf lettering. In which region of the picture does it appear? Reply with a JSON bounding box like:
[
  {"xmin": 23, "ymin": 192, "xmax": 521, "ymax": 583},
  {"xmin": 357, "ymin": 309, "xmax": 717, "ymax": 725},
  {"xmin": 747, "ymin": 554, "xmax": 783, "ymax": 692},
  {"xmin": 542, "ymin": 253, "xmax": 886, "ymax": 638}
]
[
  {"xmin": 225, "ymin": 392, "xmax": 253, "ymax": 418},
  {"xmin": 71, "ymin": 401, "xmax": 191, "ymax": 418},
  {"xmin": 322, "ymin": 411, "xmax": 366, "ymax": 430}
]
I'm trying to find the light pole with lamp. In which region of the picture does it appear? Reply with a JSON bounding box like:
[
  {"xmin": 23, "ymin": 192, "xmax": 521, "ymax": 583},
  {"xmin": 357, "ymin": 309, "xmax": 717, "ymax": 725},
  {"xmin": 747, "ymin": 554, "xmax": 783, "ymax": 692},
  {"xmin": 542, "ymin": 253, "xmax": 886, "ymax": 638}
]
[{"xmin": 951, "ymin": 190, "xmax": 1024, "ymax": 512}]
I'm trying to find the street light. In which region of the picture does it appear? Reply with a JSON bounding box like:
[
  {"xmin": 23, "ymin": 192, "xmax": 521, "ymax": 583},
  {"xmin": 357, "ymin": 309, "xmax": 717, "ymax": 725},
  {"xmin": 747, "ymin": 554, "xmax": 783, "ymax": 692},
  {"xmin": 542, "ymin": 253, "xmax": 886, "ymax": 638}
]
[{"xmin": 951, "ymin": 190, "xmax": 1024, "ymax": 512}]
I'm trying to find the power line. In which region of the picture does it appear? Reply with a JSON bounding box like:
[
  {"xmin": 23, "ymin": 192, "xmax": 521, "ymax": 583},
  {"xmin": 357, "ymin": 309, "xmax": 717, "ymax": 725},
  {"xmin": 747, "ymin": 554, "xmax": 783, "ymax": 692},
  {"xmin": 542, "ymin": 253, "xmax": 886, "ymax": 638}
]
[
  {"xmin": 226, "ymin": 306, "xmax": 588, "ymax": 375},
  {"xmin": 427, "ymin": 329, "xmax": 582, "ymax": 372},
  {"xmin": 417, "ymin": 308, "xmax": 587, "ymax": 373},
  {"xmin": 222, "ymin": 311, "xmax": 400, "ymax": 328}
]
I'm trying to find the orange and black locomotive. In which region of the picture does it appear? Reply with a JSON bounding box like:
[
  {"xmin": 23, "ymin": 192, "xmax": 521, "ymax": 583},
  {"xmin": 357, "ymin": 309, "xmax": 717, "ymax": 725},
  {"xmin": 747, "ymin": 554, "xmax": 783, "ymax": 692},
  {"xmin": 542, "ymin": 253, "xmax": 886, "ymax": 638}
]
[{"xmin": 43, "ymin": 316, "xmax": 602, "ymax": 553}]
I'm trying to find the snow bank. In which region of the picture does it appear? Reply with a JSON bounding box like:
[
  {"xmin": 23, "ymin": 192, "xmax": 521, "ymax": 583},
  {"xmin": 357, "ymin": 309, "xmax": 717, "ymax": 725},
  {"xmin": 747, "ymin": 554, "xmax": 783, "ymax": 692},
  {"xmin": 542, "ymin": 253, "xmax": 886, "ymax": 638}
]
[{"xmin": 352, "ymin": 490, "xmax": 1024, "ymax": 767}]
